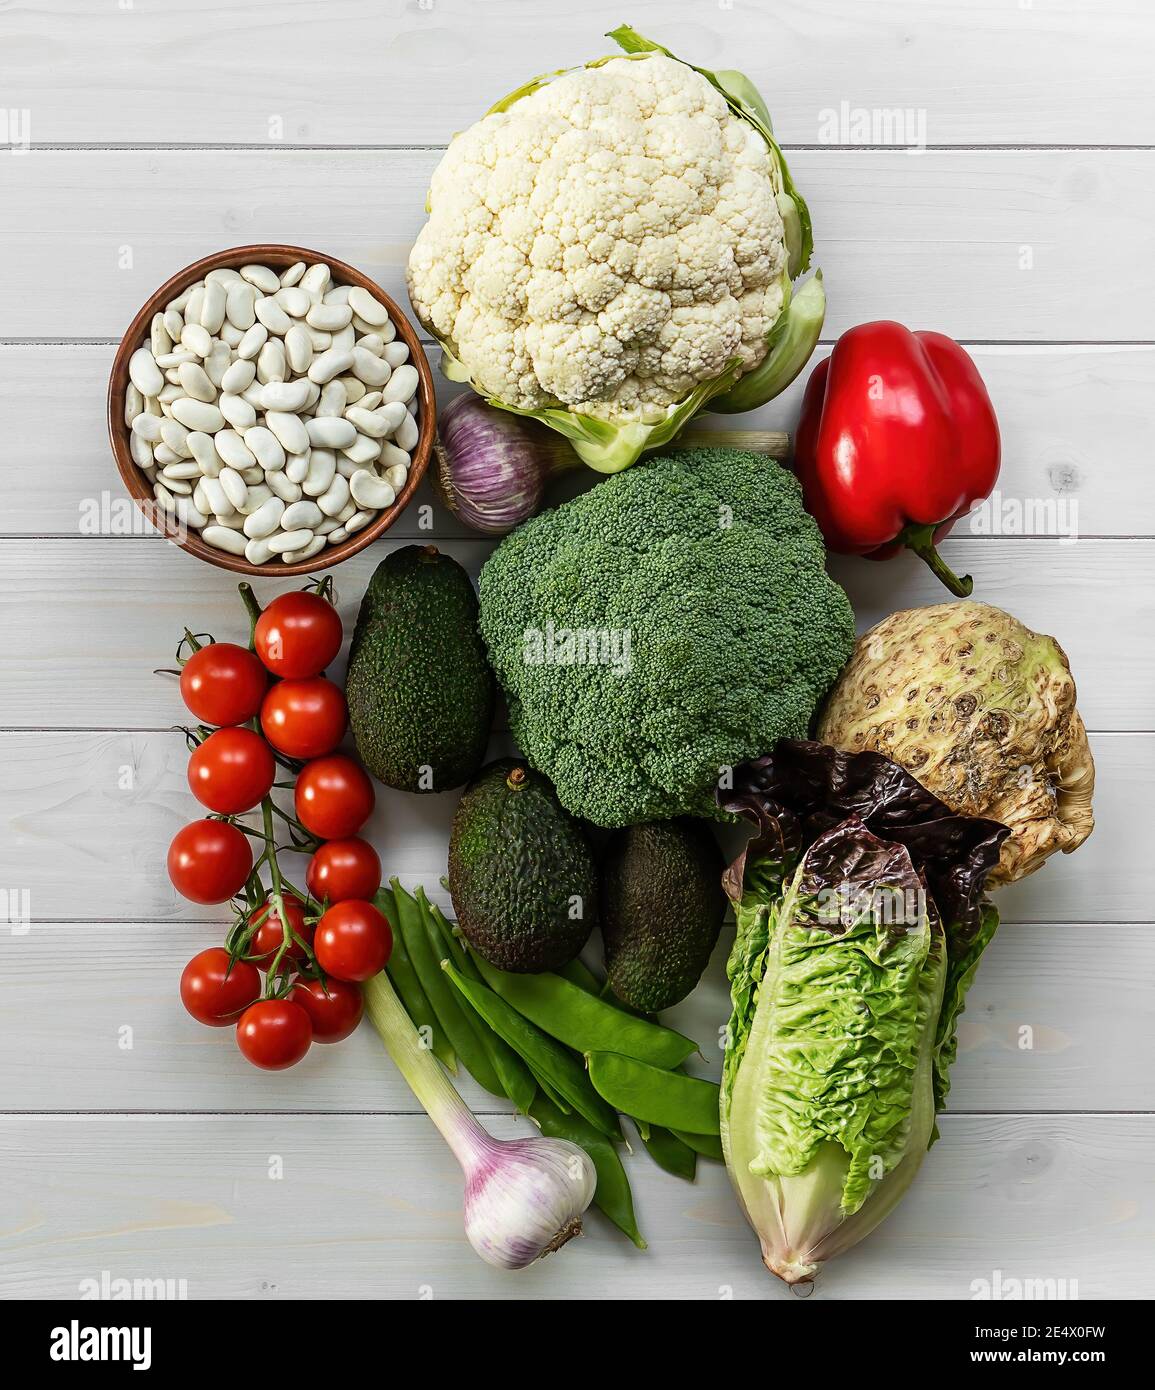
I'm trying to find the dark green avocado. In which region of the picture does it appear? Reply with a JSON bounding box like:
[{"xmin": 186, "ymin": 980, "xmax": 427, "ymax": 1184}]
[
  {"xmin": 448, "ymin": 759, "xmax": 598, "ymax": 973},
  {"xmin": 601, "ymin": 819, "xmax": 726, "ymax": 1012},
  {"xmin": 345, "ymin": 545, "xmax": 494, "ymax": 792}
]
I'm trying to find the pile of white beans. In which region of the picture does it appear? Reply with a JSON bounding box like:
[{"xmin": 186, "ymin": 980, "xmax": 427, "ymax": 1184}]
[{"xmin": 123, "ymin": 259, "xmax": 420, "ymax": 564}]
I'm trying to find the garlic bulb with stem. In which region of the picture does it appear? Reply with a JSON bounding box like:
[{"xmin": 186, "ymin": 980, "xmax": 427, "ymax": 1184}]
[{"xmin": 363, "ymin": 970, "xmax": 596, "ymax": 1270}]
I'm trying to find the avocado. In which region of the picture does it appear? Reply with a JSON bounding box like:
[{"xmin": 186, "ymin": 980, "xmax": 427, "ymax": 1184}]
[
  {"xmin": 448, "ymin": 759, "xmax": 597, "ymax": 973},
  {"xmin": 345, "ymin": 545, "xmax": 494, "ymax": 792},
  {"xmin": 601, "ymin": 819, "xmax": 726, "ymax": 1012}
]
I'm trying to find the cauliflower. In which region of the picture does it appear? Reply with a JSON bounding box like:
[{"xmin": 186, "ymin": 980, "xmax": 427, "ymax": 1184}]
[{"xmin": 407, "ymin": 26, "xmax": 824, "ymax": 473}]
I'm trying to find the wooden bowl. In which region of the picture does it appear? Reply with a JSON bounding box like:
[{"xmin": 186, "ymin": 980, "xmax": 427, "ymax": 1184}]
[{"xmin": 108, "ymin": 244, "xmax": 436, "ymax": 576}]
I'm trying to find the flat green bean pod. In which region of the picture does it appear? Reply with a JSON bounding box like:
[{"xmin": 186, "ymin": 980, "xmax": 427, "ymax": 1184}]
[
  {"xmin": 415, "ymin": 888, "xmax": 535, "ymax": 1113},
  {"xmin": 672, "ymin": 1128, "xmax": 724, "ymax": 1162},
  {"xmin": 390, "ymin": 881, "xmax": 504, "ymax": 1097},
  {"xmin": 376, "ymin": 887, "xmax": 456, "ymax": 1073},
  {"xmin": 639, "ymin": 1123, "xmax": 698, "ymax": 1182},
  {"xmin": 530, "ymin": 1095, "xmax": 645, "ymax": 1250},
  {"xmin": 442, "ymin": 960, "xmax": 621, "ymax": 1139},
  {"xmin": 472, "ymin": 954, "xmax": 697, "ymax": 1070},
  {"xmin": 587, "ymin": 1051, "xmax": 721, "ymax": 1135}
]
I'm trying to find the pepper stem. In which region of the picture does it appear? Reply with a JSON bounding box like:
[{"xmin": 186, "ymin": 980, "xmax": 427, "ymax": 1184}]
[{"xmin": 900, "ymin": 523, "xmax": 973, "ymax": 598}]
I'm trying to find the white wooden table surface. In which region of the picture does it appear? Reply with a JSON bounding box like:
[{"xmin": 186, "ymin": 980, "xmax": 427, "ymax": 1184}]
[{"xmin": 1, "ymin": 0, "xmax": 1153, "ymax": 1302}]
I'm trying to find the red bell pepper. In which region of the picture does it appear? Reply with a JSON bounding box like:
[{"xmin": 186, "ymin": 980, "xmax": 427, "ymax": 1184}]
[{"xmin": 793, "ymin": 321, "xmax": 1000, "ymax": 596}]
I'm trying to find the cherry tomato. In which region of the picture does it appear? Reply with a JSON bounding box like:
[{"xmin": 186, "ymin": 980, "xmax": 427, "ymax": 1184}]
[
  {"xmin": 180, "ymin": 948, "xmax": 262, "ymax": 1027},
  {"xmin": 306, "ymin": 838, "xmax": 382, "ymax": 904},
  {"xmin": 168, "ymin": 819, "xmax": 253, "ymax": 904},
  {"xmin": 260, "ymin": 677, "xmax": 346, "ymax": 759},
  {"xmin": 249, "ymin": 893, "xmax": 313, "ymax": 966},
  {"xmin": 294, "ymin": 756, "xmax": 375, "ymax": 840},
  {"xmin": 236, "ymin": 999, "xmax": 312, "ymax": 1070},
  {"xmin": 315, "ymin": 900, "xmax": 392, "ymax": 982},
  {"xmin": 187, "ymin": 727, "xmax": 276, "ymax": 814},
  {"xmin": 255, "ymin": 591, "xmax": 343, "ymax": 679},
  {"xmin": 289, "ymin": 977, "xmax": 364, "ymax": 1043},
  {"xmin": 180, "ymin": 642, "xmax": 267, "ymax": 726}
]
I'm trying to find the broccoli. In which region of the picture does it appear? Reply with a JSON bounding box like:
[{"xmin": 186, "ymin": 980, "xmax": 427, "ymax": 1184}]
[{"xmin": 477, "ymin": 448, "xmax": 857, "ymax": 827}]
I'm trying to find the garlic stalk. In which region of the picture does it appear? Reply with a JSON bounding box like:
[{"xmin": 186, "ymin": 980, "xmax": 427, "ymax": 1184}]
[{"xmin": 363, "ymin": 971, "xmax": 596, "ymax": 1270}]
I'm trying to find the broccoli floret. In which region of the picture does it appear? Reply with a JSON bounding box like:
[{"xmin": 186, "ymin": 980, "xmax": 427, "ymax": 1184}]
[{"xmin": 478, "ymin": 448, "xmax": 856, "ymax": 827}]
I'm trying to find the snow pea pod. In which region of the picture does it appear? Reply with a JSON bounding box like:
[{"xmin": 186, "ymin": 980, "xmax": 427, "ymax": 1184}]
[
  {"xmin": 587, "ymin": 1052, "xmax": 721, "ymax": 1135},
  {"xmin": 530, "ymin": 1094, "xmax": 645, "ymax": 1250},
  {"xmin": 557, "ymin": 957, "xmax": 602, "ymax": 994},
  {"xmin": 471, "ymin": 955, "xmax": 696, "ymax": 1070},
  {"xmin": 416, "ymin": 888, "xmax": 535, "ymax": 1114},
  {"xmin": 443, "ymin": 961, "xmax": 621, "ymax": 1140},
  {"xmin": 639, "ymin": 1123, "xmax": 698, "ymax": 1182},
  {"xmin": 389, "ymin": 881, "xmax": 504, "ymax": 1097},
  {"xmin": 376, "ymin": 887, "xmax": 456, "ymax": 1073},
  {"xmin": 672, "ymin": 1128, "xmax": 724, "ymax": 1162}
]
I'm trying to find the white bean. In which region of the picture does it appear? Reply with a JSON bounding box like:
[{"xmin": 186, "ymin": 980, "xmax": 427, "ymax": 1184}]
[
  {"xmin": 218, "ymin": 393, "xmax": 256, "ymax": 430},
  {"xmin": 180, "ymin": 322, "xmax": 212, "ymax": 359},
  {"xmin": 345, "ymin": 405, "xmax": 396, "ymax": 439},
  {"xmin": 287, "ymin": 535, "xmax": 326, "ymax": 562},
  {"xmin": 316, "ymin": 380, "xmax": 347, "ymax": 418},
  {"xmin": 236, "ymin": 323, "xmax": 267, "ymax": 360},
  {"xmin": 267, "ymin": 472, "xmax": 302, "ymax": 503},
  {"xmin": 156, "ymin": 349, "xmax": 196, "ymax": 369},
  {"xmin": 382, "ymin": 341, "xmax": 410, "ymax": 367},
  {"xmin": 243, "ymin": 496, "xmax": 286, "ymax": 539},
  {"xmin": 357, "ymin": 333, "xmax": 385, "ymax": 357},
  {"xmin": 239, "ymin": 482, "xmax": 271, "ymax": 513},
  {"xmin": 257, "ymin": 339, "xmax": 287, "ymax": 385},
  {"xmin": 221, "ymin": 357, "xmax": 256, "ymax": 393},
  {"xmin": 225, "ymin": 279, "xmax": 257, "ymax": 331},
  {"xmin": 153, "ymin": 443, "xmax": 182, "ymax": 466},
  {"xmin": 308, "ymin": 346, "xmax": 355, "ymax": 385},
  {"xmin": 317, "ymin": 473, "xmax": 350, "ymax": 516},
  {"xmin": 163, "ymin": 307, "xmax": 184, "ymax": 341},
  {"xmin": 130, "ymin": 432, "xmax": 154, "ymax": 468},
  {"xmin": 245, "ymin": 536, "xmax": 276, "ymax": 565},
  {"xmin": 215, "ymin": 430, "xmax": 257, "ymax": 470},
  {"xmin": 260, "ymin": 379, "xmax": 312, "ymax": 412},
  {"xmin": 170, "ymin": 398, "xmax": 224, "ymax": 431},
  {"xmin": 255, "ymin": 295, "xmax": 292, "ymax": 336},
  {"xmin": 350, "ymin": 347, "xmax": 392, "ymax": 387},
  {"xmin": 266, "ymin": 527, "xmax": 314, "ymax": 554},
  {"xmin": 384, "ymin": 462, "xmax": 409, "ymax": 491},
  {"xmin": 124, "ymin": 382, "xmax": 144, "ymax": 427},
  {"xmin": 153, "ymin": 482, "xmax": 176, "ymax": 513},
  {"xmin": 379, "ymin": 442, "xmax": 410, "ymax": 471},
  {"xmin": 206, "ymin": 267, "xmax": 244, "ymax": 286},
  {"xmin": 240, "ymin": 264, "xmax": 280, "ymax": 293},
  {"xmin": 161, "ymin": 460, "xmax": 200, "ymax": 482},
  {"xmin": 218, "ymin": 467, "xmax": 249, "ymax": 511},
  {"xmin": 280, "ymin": 261, "xmax": 307, "ymax": 287},
  {"xmin": 220, "ymin": 321, "xmax": 244, "ymax": 348},
  {"xmin": 302, "ymin": 448, "xmax": 337, "ymax": 497},
  {"xmin": 285, "ymin": 450, "xmax": 311, "ymax": 484},
  {"xmin": 265, "ymin": 411, "xmax": 309, "ymax": 455},
  {"xmin": 296, "ymin": 262, "xmax": 329, "ymax": 294},
  {"xmin": 174, "ymin": 495, "xmax": 208, "ymax": 531},
  {"xmin": 339, "ymin": 375, "xmax": 366, "ymax": 403},
  {"xmin": 349, "ymin": 469, "xmax": 395, "ymax": 510},
  {"xmin": 344, "ymin": 509, "xmax": 374, "ymax": 534},
  {"xmin": 150, "ymin": 313, "xmax": 172, "ymax": 358},
  {"xmin": 394, "ymin": 411, "xmax": 420, "ymax": 452},
  {"xmin": 306, "ymin": 416, "xmax": 356, "ymax": 448},
  {"xmin": 275, "ymin": 286, "xmax": 310, "ymax": 318},
  {"xmin": 200, "ymin": 476, "xmax": 230, "ymax": 516},
  {"xmin": 200, "ymin": 280, "xmax": 227, "ymax": 334},
  {"xmin": 244, "ymin": 426, "xmax": 285, "ymax": 472},
  {"xmin": 357, "ymin": 391, "xmax": 383, "ymax": 412},
  {"xmin": 177, "ymin": 362, "xmax": 216, "ymax": 402},
  {"xmin": 188, "ymin": 432, "xmax": 223, "ymax": 477},
  {"xmin": 202, "ymin": 526, "xmax": 249, "ymax": 555},
  {"xmin": 331, "ymin": 325, "xmax": 356, "ymax": 352},
  {"xmin": 159, "ymin": 418, "xmax": 192, "ymax": 456},
  {"xmin": 285, "ymin": 323, "xmax": 313, "ymax": 374},
  {"xmin": 342, "ymin": 433, "xmax": 382, "ymax": 465},
  {"xmin": 129, "ymin": 348, "xmax": 164, "ymax": 397},
  {"xmin": 205, "ymin": 341, "xmax": 232, "ymax": 387},
  {"xmin": 347, "ymin": 286, "xmax": 390, "ymax": 327},
  {"xmin": 306, "ymin": 327, "xmax": 333, "ymax": 350},
  {"xmin": 382, "ymin": 364, "xmax": 419, "ymax": 405},
  {"xmin": 281, "ymin": 499, "xmax": 323, "ymax": 530},
  {"xmin": 326, "ymin": 527, "xmax": 348, "ymax": 545},
  {"xmin": 305, "ymin": 302, "xmax": 352, "ymax": 331},
  {"xmin": 131, "ymin": 413, "xmax": 164, "ymax": 443}
]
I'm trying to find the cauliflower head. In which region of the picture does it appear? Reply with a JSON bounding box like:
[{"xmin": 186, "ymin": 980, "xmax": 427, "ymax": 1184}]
[{"xmin": 408, "ymin": 28, "xmax": 822, "ymax": 473}]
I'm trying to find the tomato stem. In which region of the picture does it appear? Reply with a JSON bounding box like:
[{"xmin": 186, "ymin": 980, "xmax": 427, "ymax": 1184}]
[{"xmin": 237, "ymin": 583, "xmax": 263, "ymax": 650}]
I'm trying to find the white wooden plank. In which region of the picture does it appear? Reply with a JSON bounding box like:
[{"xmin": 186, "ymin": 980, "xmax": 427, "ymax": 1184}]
[
  {"xmin": 0, "ymin": 537, "xmax": 1145, "ymax": 730},
  {"xmin": 4, "ymin": 342, "xmax": 1149, "ymax": 538},
  {"xmin": 0, "ymin": 729, "xmax": 1142, "ymax": 924},
  {"xmin": 1, "ymin": 921, "xmax": 1150, "ymax": 1114},
  {"xmin": 2, "ymin": 0, "xmax": 1151, "ymax": 147},
  {"xmin": 2, "ymin": 149, "xmax": 1152, "ymax": 341},
  {"xmin": 0, "ymin": 1113, "xmax": 1149, "ymax": 1299}
]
